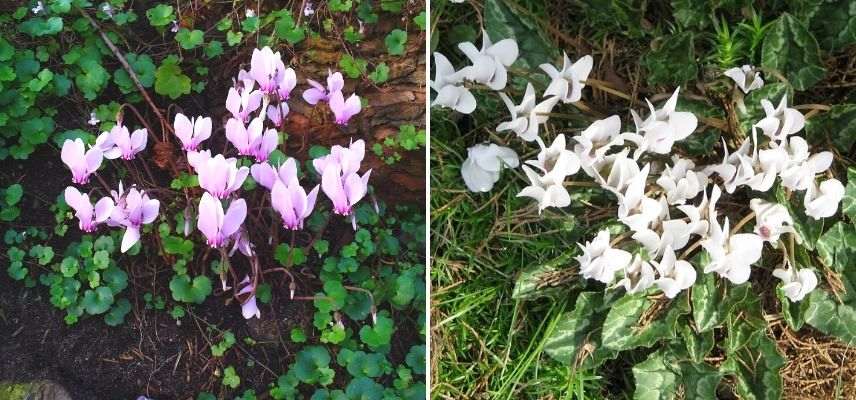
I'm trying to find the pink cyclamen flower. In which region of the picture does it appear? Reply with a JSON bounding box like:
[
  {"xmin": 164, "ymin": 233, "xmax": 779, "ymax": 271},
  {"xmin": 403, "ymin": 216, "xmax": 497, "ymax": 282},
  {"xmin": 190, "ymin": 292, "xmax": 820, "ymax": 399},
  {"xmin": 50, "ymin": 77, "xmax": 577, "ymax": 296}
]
[
  {"xmin": 197, "ymin": 192, "xmax": 246, "ymax": 248},
  {"xmin": 95, "ymin": 124, "xmax": 147, "ymax": 160},
  {"xmin": 277, "ymin": 67, "xmax": 297, "ymax": 101},
  {"xmin": 109, "ymin": 186, "xmax": 159, "ymax": 253},
  {"xmin": 64, "ymin": 186, "xmax": 114, "ymax": 232},
  {"xmin": 187, "ymin": 149, "xmax": 212, "ymax": 171},
  {"xmin": 226, "ymin": 86, "xmax": 263, "ymax": 123},
  {"xmin": 197, "ymin": 154, "xmax": 249, "ymax": 199},
  {"xmin": 173, "ymin": 113, "xmax": 212, "ymax": 151},
  {"xmin": 302, "ymin": 70, "xmax": 344, "ymax": 105},
  {"xmin": 251, "ymin": 157, "xmax": 299, "ymax": 190},
  {"xmin": 267, "ymin": 102, "xmax": 289, "ymax": 128},
  {"xmin": 229, "ymin": 229, "xmax": 254, "ymax": 257},
  {"xmin": 225, "ymin": 117, "xmax": 278, "ymax": 162},
  {"xmin": 271, "ymin": 178, "xmax": 319, "ymax": 230},
  {"xmin": 249, "ymin": 47, "xmax": 287, "ymax": 94},
  {"xmin": 320, "ymin": 162, "xmax": 371, "ymax": 217},
  {"xmin": 313, "ymin": 139, "xmax": 365, "ymax": 177},
  {"xmin": 236, "ymin": 275, "xmax": 260, "ymax": 319},
  {"xmin": 329, "ymin": 90, "xmax": 362, "ymax": 125},
  {"xmin": 61, "ymin": 138, "xmax": 103, "ymax": 184}
]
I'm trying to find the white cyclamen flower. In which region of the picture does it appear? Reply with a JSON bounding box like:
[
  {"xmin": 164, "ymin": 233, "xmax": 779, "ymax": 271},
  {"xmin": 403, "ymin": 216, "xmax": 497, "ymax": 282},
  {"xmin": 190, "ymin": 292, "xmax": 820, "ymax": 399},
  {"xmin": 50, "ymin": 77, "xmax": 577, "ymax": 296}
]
[
  {"xmin": 497, "ymin": 83, "xmax": 559, "ymax": 142},
  {"xmin": 518, "ymin": 165, "xmax": 571, "ymax": 212},
  {"xmin": 702, "ymin": 217, "xmax": 763, "ymax": 284},
  {"xmin": 772, "ymin": 262, "xmax": 818, "ymax": 302},
  {"xmin": 779, "ymin": 136, "xmax": 833, "ymax": 191},
  {"xmin": 517, "ymin": 135, "xmax": 580, "ymax": 212},
  {"xmin": 592, "ymin": 149, "xmax": 640, "ymax": 193},
  {"xmin": 653, "ymin": 245, "xmax": 697, "ymax": 298},
  {"xmin": 617, "ymin": 164, "xmax": 664, "ymax": 231},
  {"xmin": 724, "ymin": 65, "xmax": 764, "ymax": 94},
  {"xmin": 754, "ymin": 96, "xmax": 805, "ymax": 143},
  {"xmin": 540, "ymin": 52, "xmax": 593, "ymax": 103},
  {"xmin": 431, "ymin": 52, "xmax": 476, "ymax": 114},
  {"xmin": 575, "ymin": 230, "xmax": 632, "ymax": 284},
  {"xmin": 625, "ymin": 87, "xmax": 698, "ymax": 155},
  {"xmin": 526, "ymin": 134, "xmax": 581, "ymax": 179},
  {"xmin": 574, "ymin": 115, "xmax": 624, "ymax": 172},
  {"xmin": 656, "ymin": 155, "xmax": 707, "ymax": 205},
  {"xmin": 458, "ymin": 30, "xmax": 519, "ymax": 90},
  {"xmin": 461, "ymin": 143, "xmax": 519, "ymax": 192},
  {"xmin": 618, "ymin": 254, "xmax": 656, "ymax": 294},
  {"xmin": 707, "ymin": 138, "xmax": 783, "ymax": 194},
  {"xmin": 804, "ymin": 178, "xmax": 845, "ymax": 219},
  {"xmin": 749, "ymin": 199, "xmax": 793, "ymax": 243},
  {"xmin": 634, "ymin": 206, "xmax": 706, "ymax": 259}
]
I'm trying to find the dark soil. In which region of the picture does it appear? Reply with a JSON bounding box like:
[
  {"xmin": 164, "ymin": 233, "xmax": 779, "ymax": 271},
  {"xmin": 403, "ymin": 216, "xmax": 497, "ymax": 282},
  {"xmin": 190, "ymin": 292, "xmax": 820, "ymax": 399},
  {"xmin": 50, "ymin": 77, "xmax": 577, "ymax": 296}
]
[{"xmin": 0, "ymin": 1, "xmax": 426, "ymax": 399}]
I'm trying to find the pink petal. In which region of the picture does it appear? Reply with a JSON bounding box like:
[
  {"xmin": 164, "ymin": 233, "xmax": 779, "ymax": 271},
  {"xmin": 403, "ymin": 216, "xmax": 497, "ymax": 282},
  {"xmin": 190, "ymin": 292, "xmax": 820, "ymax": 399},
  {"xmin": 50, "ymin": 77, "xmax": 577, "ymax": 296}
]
[
  {"xmin": 321, "ymin": 165, "xmax": 348, "ymax": 214},
  {"xmin": 173, "ymin": 113, "xmax": 193, "ymax": 146},
  {"xmin": 221, "ymin": 198, "xmax": 247, "ymax": 238},
  {"xmin": 226, "ymin": 88, "xmax": 241, "ymax": 119},
  {"xmin": 250, "ymin": 163, "xmax": 277, "ymax": 190},
  {"xmin": 327, "ymin": 71, "xmax": 344, "ymax": 93},
  {"xmin": 197, "ymin": 193, "xmax": 222, "ymax": 243},
  {"xmin": 120, "ymin": 226, "xmax": 140, "ymax": 253},
  {"xmin": 193, "ymin": 117, "xmax": 212, "ymax": 146},
  {"xmin": 141, "ymin": 198, "xmax": 160, "ymax": 224},
  {"xmin": 93, "ymin": 196, "xmax": 115, "ymax": 223},
  {"xmin": 302, "ymin": 87, "xmax": 326, "ymax": 105}
]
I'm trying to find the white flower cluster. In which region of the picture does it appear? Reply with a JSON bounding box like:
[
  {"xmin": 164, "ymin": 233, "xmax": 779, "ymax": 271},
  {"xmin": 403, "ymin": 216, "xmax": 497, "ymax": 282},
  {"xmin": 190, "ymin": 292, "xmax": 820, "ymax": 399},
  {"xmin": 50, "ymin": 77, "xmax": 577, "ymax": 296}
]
[
  {"xmin": 431, "ymin": 31, "xmax": 592, "ymax": 193},
  {"xmin": 431, "ymin": 32, "xmax": 842, "ymax": 303}
]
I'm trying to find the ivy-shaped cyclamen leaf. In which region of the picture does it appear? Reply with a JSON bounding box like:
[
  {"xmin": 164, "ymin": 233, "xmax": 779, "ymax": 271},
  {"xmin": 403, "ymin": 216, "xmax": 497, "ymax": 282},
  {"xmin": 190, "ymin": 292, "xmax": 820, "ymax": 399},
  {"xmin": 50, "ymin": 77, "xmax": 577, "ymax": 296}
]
[
  {"xmin": 804, "ymin": 289, "xmax": 856, "ymax": 344},
  {"xmin": 805, "ymin": 104, "xmax": 856, "ymax": 155},
  {"xmin": 761, "ymin": 13, "xmax": 826, "ymax": 91}
]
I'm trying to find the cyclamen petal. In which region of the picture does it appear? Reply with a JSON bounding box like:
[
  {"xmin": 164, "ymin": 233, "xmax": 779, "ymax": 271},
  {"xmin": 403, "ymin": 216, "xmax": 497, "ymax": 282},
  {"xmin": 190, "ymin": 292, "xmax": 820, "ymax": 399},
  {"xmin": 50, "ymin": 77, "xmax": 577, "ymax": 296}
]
[
  {"xmin": 254, "ymin": 128, "xmax": 279, "ymax": 162},
  {"xmin": 575, "ymin": 230, "xmax": 632, "ymax": 284},
  {"xmin": 724, "ymin": 65, "xmax": 764, "ymax": 94},
  {"xmin": 226, "ymin": 86, "xmax": 263, "ymax": 122},
  {"xmin": 772, "ymin": 264, "xmax": 817, "ymax": 302},
  {"xmin": 249, "ymin": 47, "xmax": 287, "ymax": 93},
  {"xmin": 237, "ymin": 276, "xmax": 260, "ymax": 319},
  {"xmin": 271, "ymin": 179, "xmax": 319, "ymax": 230},
  {"xmin": 302, "ymin": 70, "xmax": 345, "ymax": 104},
  {"xmin": 302, "ymin": 79, "xmax": 328, "ymax": 105},
  {"xmin": 97, "ymin": 124, "xmax": 147, "ymax": 160},
  {"xmin": 197, "ymin": 154, "xmax": 249, "ymax": 199},
  {"xmin": 804, "ymin": 178, "xmax": 845, "ymax": 219},
  {"xmin": 749, "ymin": 199, "xmax": 793, "ymax": 242},
  {"xmin": 64, "ymin": 186, "xmax": 115, "ymax": 232},
  {"xmin": 197, "ymin": 192, "xmax": 247, "ymax": 248},
  {"xmin": 461, "ymin": 143, "xmax": 519, "ymax": 192},
  {"xmin": 329, "ymin": 91, "xmax": 362, "ymax": 125},
  {"xmin": 539, "ymin": 53, "xmax": 592, "ymax": 103},
  {"xmin": 61, "ymin": 138, "xmax": 103, "ymax": 184},
  {"xmin": 173, "ymin": 113, "xmax": 212, "ymax": 151},
  {"xmin": 458, "ymin": 31, "xmax": 518, "ymax": 91}
]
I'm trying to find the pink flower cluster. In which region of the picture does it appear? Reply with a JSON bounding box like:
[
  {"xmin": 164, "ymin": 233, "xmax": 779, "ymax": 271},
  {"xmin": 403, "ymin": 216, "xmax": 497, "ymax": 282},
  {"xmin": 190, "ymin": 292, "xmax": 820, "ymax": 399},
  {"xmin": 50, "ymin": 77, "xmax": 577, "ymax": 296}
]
[
  {"xmin": 60, "ymin": 46, "xmax": 371, "ymax": 320},
  {"xmin": 178, "ymin": 47, "xmax": 371, "ymax": 319},
  {"xmin": 61, "ymin": 124, "xmax": 160, "ymax": 253}
]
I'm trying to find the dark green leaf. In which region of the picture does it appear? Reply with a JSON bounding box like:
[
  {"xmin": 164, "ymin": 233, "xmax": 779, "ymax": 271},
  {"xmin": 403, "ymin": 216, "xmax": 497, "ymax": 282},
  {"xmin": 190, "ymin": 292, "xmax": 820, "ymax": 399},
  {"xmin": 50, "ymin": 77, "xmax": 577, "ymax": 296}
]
[{"xmin": 762, "ymin": 13, "xmax": 826, "ymax": 91}]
